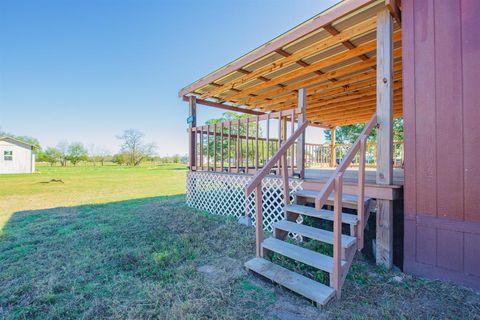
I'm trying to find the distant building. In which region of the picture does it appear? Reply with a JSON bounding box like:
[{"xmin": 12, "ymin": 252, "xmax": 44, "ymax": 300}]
[{"xmin": 0, "ymin": 137, "xmax": 36, "ymax": 174}]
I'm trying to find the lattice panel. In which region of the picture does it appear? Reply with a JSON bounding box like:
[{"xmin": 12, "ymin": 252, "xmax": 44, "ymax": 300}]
[{"xmin": 186, "ymin": 171, "xmax": 303, "ymax": 232}]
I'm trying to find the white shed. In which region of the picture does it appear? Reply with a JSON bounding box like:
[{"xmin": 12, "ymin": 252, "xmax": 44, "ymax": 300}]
[{"xmin": 0, "ymin": 137, "xmax": 36, "ymax": 174}]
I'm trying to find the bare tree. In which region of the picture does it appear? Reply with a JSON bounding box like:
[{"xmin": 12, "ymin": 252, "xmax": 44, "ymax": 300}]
[
  {"xmin": 116, "ymin": 129, "xmax": 156, "ymax": 166},
  {"xmin": 56, "ymin": 141, "xmax": 69, "ymax": 166},
  {"xmin": 89, "ymin": 144, "xmax": 110, "ymax": 166}
]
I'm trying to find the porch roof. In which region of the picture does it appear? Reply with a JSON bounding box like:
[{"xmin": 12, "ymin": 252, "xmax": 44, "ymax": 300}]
[{"xmin": 179, "ymin": 0, "xmax": 402, "ymax": 128}]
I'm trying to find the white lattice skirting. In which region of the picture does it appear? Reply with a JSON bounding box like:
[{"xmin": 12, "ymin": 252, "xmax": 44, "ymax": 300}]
[{"xmin": 186, "ymin": 171, "xmax": 304, "ymax": 232}]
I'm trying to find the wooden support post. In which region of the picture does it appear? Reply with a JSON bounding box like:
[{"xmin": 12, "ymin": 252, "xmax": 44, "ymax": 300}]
[
  {"xmin": 255, "ymin": 184, "xmax": 264, "ymax": 257},
  {"xmin": 296, "ymin": 88, "xmax": 306, "ymax": 178},
  {"xmin": 188, "ymin": 96, "xmax": 197, "ymax": 170},
  {"xmin": 332, "ymin": 173, "xmax": 343, "ymax": 298},
  {"xmin": 357, "ymin": 136, "xmax": 367, "ymax": 251},
  {"xmin": 330, "ymin": 127, "xmax": 336, "ymax": 167},
  {"xmin": 376, "ymin": 8, "xmax": 394, "ymax": 269}
]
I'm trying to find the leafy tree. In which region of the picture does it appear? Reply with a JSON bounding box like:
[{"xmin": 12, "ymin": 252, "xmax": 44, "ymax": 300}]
[
  {"xmin": 324, "ymin": 118, "xmax": 404, "ymax": 143},
  {"xmin": 112, "ymin": 152, "xmax": 128, "ymax": 165},
  {"xmin": 116, "ymin": 129, "xmax": 157, "ymax": 166},
  {"xmin": 43, "ymin": 147, "xmax": 62, "ymax": 166},
  {"xmin": 67, "ymin": 142, "xmax": 88, "ymax": 166}
]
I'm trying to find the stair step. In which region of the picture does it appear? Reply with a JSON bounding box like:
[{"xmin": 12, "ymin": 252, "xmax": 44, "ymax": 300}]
[
  {"xmin": 273, "ymin": 220, "xmax": 356, "ymax": 248},
  {"xmin": 295, "ymin": 189, "xmax": 368, "ymax": 208},
  {"xmin": 285, "ymin": 204, "xmax": 358, "ymax": 225},
  {"xmin": 245, "ymin": 257, "xmax": 336, "ymax": 306},
  {"xmin": 262, "ymin": 237, "xmax": 346, "ymax": 273}
]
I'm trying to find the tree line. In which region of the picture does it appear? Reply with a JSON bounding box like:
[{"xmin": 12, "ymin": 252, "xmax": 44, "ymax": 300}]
[{"xmin": 1, "ymin": 128, "xmax": 186, "ymax": 167}]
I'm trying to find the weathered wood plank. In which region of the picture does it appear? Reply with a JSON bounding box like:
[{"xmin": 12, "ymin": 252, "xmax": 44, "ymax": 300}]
[{"xmin": 376, "ymin": 8, "xmax": 394, "ymax": 269}]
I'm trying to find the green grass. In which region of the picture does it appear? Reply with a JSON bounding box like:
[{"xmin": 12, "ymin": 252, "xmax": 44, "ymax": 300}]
[
  {"xmin": 0, "ymin": 163, "xmax": 187, "ymax": 231},
  {"xmin": 0, "ymin": 197, "xmax": 277, "ymax": 319},
  {"xmin": 1, "ymin": 164, "xmax": 479, "ymax": 319}
]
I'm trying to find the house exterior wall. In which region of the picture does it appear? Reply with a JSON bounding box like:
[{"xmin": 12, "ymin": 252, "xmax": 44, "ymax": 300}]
[
  {"xmin": 0, "ymin": 139, "xmax": 35, "ymax": 174},
  {"xmin": 403, "ymin": 0, "xmax": 480, "ymax": 289}
]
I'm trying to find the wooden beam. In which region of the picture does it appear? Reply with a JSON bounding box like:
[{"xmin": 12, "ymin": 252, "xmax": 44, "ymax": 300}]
[
  {"xmin": 386, "ymin": 0, "xmax": 401, "ymax": 25},
  {"xmin": 225, "ymin": 36, "xmax": 386, "ymax": 101},
  {"xmin": 203, "ymin": 17, "xmax": 378, "ymax": 99},
  {"xmin": 233, "ymin": 45, "xmax": 402, "ymax": 106},
  {"xmin": 182, "ymin": 96, "xmax": 264, "ymax": 115},
  {"xmin": 375, "ymin": 8, "xmax": 394, "ymax": 269}
]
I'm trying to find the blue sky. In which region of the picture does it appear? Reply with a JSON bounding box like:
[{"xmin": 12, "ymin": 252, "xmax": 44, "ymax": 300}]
[{"xmin": 0, "ymin": 0, "xmax": 339, "ymax": 156}]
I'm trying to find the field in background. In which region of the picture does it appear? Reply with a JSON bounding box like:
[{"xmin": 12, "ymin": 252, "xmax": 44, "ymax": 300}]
[{"xmin": 0, "ymin": 163, "xmax": 187, "ymax": 230}]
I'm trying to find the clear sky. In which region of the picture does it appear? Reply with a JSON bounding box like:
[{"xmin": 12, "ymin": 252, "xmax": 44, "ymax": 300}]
[{"xmin": 0, "ymin": 0, "xmax": 340, "ymax": 156}]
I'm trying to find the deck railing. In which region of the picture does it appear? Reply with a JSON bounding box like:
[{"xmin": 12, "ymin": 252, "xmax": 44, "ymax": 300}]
[
  {"xmin": 313, "ymin": 114, "xmax": 377, "ymax": 298},
  {"xmin": 305, "ymin": 140, "xmax": 404, "ymax": 168},
  {"xmin": 189, "ymin": 107, "xmax": 302, "ymax": 176}
]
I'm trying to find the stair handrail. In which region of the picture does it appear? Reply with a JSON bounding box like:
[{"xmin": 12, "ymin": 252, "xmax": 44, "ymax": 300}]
[
  {"xmin": 314, "ymin": 114, "xmax": 377, "ymax": 211},
  {"xmin": 245, "ymin": 120, "xmax": 309, "ymax": 256},
  {"xmin": 314, "ymin": 114, "xmax": 377, "ymax": 298}
]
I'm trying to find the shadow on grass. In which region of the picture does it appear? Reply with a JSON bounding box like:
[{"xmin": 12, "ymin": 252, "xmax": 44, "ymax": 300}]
[{"xmin": 0, "ymin": 195, "xmax": 278, "ymax": 320}]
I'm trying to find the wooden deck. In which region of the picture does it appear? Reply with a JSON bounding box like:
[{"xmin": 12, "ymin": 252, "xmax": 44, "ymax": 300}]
[{"xmin": 306, "ymin": 167, "xmax": 404, "ymax": 186}]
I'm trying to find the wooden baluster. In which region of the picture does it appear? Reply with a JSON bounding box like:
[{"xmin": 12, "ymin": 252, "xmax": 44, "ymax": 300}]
[
  {"xmin": 357, "ymin": 135, "xmax": 367, "ymax": 251},
  {"xmin": 196, "ymin": 127, "xmax": 199, "ymax": 169},
  {"xmin": 255, "ymin": 115, "xmax": 259, "ymax": 171},
  {"xmin": 200, "ymin": 126, "xmax": 204, "ymax": 171},
  {"xmin": 333, "ymin": 173, "xmax": 343, "ymax": 298},
  {"xmin": 213, "ymin": 124, "xmax": 217, "ymax": 171},
  {"xmin": 290, "ymin": 110, "xmax": 295, "ymax": 176},
  {"xmin": 228, "ymin": 122, "xmax": 231, "ymax": 172},
  {"xmin": 206, "ymin": 125, "xmax": 210, "ymax": 170},
  {"xmin": 266, "ymin": 113, "xmax": 270, "ymax": 163},
  {"xmin": 281, "ymin": 153, "xmax": 289, "ymax": 206},
  {"xmin": 246, "ymin": 118, "xmax": 249, "ymax": 173},
  {"xmin": 255, "ymin": 184, "xmax": 264, "ymax": 257},
  {"xmin": 220, "ymin": 123, "xmax": 224, "ymax": 172},
  {"xmin": 236, "ymin": 119, "xmax": 240, "ymax": 172},
  {"xmin": 277, "ymin": 114, "xmax": 282, "ymax": 173}
]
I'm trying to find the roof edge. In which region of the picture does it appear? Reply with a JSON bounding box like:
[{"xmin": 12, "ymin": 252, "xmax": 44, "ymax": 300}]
[
  {"xmin": 178, "ymin": 0, "xmax": 376, "ymax": 97},
  {"xmin": 0, "ymin": 136, "xmax": 38, "ymax": 149}
]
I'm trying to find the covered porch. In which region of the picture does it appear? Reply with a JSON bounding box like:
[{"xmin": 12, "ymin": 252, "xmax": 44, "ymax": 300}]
[{"xmin": 180, "ymin": 0, "xmax": 403, "ymax": 292}]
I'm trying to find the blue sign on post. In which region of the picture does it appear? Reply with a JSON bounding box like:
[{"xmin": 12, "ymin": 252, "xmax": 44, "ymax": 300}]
[{"xmin": 186, "ymin": 116, "xmax": 194, "ymax": 125}]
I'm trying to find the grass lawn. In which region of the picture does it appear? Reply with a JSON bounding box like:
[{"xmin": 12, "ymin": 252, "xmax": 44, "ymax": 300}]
[
  {"xmin": 0, "ymin": 163, "xmax": 187, "ymax": 231},
  {"xmin": 1, "ymin": 164, "xmax": 479, "ymax": 319}
]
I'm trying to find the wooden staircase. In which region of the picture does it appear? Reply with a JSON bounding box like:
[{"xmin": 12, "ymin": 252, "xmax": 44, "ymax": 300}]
[
  {"xmin": 245, "ymin": 192, "xmax": 369, "ymax": 306},
  {"xmin": 244, "ymin": 114, "xmax": 378, "ymax": 306}
]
